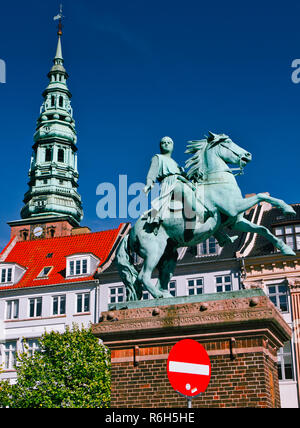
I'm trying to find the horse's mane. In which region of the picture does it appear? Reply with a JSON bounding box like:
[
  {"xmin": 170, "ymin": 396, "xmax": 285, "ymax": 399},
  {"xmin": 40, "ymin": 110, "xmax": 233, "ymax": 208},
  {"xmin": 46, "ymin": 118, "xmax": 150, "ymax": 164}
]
[{"xmin": 185, "ymin": 139, "xmax": 208, "ymax": 181}]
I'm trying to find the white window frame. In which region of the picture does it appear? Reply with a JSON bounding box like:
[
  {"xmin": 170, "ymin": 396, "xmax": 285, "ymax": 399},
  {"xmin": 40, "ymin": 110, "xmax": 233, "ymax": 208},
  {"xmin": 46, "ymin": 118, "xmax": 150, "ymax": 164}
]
[
  {"xmin": 274, "ymin": 224, "xmax": 300, "ymax": 252},
  {"xmin": 66, "ymin": 254, "xmax": 99, "ymax": 278},
  {"xmin": 197, "ymin": 237, "xmax": 220, "ymax": 257},
  {"xmin": 0, "ymin": 266, "xmax": 14, "ymax": 284},
  {"xmin": 215, "ymin": 275, "xmax": 232, "ymax": 293},
  {"xmin": 267, "ymin": 283, "xmax": 289, "ymax": 313},
  {"xmin": 76, "ymin": 293, "xmax": 90, "ymax": 314},
  {"xmin": 4, "ymin": 341, "xmax": 17, "ymax": 370},
  {"xmin": 28, "ymin": 297, "xmax": 42, "ymax": 318},
  {"xmin": 168, "ymin": 281, "xmax": 177, "ymax": 297},
  {"xmin": 187, "ymin": 278, "xmax": 204, "ymax": 296},
  {"xmin": 6, "ymin": 299, "xmax": 19, "ymax": 320},
  {"xmin": 26, "ymin": 339, "xmax": 40, "ymax": 357},
  {"xmin": 0, "ymin": 263, "xmax": 26, "ymax": 286},
  {"xmin": 52, "ymin": 294, "xmax": 66, "ymax": 316},
  {"xmin": 69, "ymin": 258, "xmax": 88, "ymax": 276},
  {"xmin": 109, "ymin": 286, "xmax": 125, "ymax": 304},
  {"xmin": 142, "ymin": 289, "xmax": 151, "ymax": 300},
  {"xmin": 277, "ymin": 342, "xmax": 294, "ymax": 381}
]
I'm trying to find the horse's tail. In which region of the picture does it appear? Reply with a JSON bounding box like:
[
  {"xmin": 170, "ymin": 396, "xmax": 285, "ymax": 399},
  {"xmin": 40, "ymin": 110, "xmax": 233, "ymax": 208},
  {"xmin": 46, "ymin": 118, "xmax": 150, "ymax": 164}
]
[{"xmin": 116, "ymin": 234, "xmax": 139, "ymax": 301}]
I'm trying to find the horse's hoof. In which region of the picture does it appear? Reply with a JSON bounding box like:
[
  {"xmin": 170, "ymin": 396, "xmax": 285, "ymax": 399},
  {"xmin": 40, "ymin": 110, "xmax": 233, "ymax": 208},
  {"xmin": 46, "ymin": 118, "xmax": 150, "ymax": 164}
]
[
  {"xmin": 283, "ymin": 248, "xmax": 296, "ymax": 256},
  {"xmin": 279, "ymin": 243, "xmax": 296, "ymax": 256},
  {"xmin": 283, "ymin": 206, "xmax": 296, "ymax": 216}
]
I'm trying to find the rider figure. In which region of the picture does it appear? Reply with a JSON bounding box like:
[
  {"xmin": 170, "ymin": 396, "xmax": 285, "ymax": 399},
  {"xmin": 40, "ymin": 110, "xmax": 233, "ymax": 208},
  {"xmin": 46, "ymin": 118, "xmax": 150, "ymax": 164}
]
[
  {"xmin": 144, "ymin": 136, "xmax": 237, "ymax": 245},
  {"xmin": 144, "ymin": 136, "xmax": 184, "ymax": 232}
]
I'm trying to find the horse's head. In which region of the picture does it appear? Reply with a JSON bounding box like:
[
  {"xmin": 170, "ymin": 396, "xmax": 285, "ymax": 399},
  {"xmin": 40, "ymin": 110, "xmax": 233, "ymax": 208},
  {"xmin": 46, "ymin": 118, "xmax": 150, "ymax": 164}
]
[
  {"xmin": 207, "ymin": 132, "xmax": 252, "ymax": 168},
  {"xmin": 185, "ymin": 132, "xmax": 252, "ymax": 181}
]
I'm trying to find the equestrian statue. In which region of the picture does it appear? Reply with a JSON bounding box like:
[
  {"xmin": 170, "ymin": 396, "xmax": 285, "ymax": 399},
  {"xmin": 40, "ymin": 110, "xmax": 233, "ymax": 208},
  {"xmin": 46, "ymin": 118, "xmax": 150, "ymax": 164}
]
[{"xmin": 116, "ymin": 132, "xmax": 296, "ymax": 301}]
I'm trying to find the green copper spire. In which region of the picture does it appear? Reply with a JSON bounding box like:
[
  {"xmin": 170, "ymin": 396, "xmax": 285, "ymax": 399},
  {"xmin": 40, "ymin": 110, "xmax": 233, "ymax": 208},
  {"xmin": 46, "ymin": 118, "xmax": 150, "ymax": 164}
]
[{"xmin": 21, "ymin": 22, "xmax": 83, "ymax": 225}]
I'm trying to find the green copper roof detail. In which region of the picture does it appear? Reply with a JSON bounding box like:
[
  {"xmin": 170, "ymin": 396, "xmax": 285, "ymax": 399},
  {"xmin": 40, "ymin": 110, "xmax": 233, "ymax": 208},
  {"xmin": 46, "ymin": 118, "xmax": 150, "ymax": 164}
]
[
  {"xmin": 21, "ymin": 30, "xmax": 83, "ymax": 225},
  {"xmin": 54, "ymin": 35, "xmax": 63, "ymax": 61}
]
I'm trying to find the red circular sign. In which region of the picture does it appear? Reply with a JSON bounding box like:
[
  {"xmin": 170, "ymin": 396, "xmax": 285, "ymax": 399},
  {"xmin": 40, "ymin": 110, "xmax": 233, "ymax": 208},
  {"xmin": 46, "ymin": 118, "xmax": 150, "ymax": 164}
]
[{"xmin": 167, "ymin": 339, "xmax": 211, "ymax": 397}]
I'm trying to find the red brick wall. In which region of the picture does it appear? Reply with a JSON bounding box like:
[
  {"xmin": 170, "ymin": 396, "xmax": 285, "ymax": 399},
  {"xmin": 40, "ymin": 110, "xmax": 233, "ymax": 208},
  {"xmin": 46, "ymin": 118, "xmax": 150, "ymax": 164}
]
[
  {"xmin": 10, "ymin": 220, "xmax": 74, "ymax": 241},
  {"xmin": 110, "ymin": 338, "xmax": 280, "ymax": 408}
]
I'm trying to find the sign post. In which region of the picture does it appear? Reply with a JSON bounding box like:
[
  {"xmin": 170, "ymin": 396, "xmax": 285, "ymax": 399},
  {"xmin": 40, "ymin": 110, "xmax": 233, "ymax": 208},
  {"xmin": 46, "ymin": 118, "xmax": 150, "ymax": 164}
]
[{"xmin": 167, "ymin": 339, "xmax": 211, "ymax": 408}]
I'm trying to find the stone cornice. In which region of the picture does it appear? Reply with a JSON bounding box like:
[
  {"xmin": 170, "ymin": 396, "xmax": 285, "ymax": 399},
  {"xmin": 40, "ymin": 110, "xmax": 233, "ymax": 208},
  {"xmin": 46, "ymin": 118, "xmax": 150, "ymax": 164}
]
[{"xmin": 93, "ymin": 293, "xmax": 291, "ymax": 350}]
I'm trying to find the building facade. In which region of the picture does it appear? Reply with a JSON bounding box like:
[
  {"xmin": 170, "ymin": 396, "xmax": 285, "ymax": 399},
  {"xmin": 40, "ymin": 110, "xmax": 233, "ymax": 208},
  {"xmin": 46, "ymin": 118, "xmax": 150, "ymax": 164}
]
[{"xmin": 240, "ymin": 202, "xmax": 300, "ymax": 408}]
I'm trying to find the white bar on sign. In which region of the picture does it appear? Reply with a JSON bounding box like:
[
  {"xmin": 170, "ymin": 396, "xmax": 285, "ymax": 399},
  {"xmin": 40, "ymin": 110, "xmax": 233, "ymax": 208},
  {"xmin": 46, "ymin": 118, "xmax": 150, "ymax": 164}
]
[{"xmin": 169, "ymin": 361, "xmax": 210, "ymax": 376}]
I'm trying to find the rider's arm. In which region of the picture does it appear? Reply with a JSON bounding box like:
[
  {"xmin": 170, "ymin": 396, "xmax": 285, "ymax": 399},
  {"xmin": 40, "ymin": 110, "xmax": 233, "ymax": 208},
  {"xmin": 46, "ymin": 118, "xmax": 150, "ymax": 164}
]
[{"xmin": 144, "ymin": 155, "xmax": 160, "ymax": 194}]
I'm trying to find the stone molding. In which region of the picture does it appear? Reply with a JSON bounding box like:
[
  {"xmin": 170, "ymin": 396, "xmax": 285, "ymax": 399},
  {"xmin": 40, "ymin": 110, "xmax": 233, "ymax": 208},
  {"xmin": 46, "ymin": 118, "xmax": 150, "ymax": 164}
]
[{"xmin": 93, "ymin": 292, "xmax": 291, "ymax": 350}]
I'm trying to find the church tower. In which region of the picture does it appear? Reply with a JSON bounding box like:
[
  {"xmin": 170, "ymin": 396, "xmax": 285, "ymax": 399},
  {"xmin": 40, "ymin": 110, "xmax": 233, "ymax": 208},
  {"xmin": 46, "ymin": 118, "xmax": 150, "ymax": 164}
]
[{"xmin": 8, "ymin": 14, "xmax": 84, "ymax": 241}]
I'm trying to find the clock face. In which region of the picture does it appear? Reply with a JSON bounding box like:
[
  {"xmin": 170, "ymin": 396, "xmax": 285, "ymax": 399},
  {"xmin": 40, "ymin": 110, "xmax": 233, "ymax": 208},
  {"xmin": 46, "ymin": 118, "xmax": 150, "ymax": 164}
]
[{"xmin": 33, "ymin": 226, "xmax": 43, "ymax": 237}]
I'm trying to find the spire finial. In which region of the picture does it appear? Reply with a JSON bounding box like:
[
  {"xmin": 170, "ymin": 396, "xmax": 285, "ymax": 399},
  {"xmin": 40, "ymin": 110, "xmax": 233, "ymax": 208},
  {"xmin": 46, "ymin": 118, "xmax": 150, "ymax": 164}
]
[{"xmin": 53, "ymin": 4, "xmax": 64, "ymax": 36}]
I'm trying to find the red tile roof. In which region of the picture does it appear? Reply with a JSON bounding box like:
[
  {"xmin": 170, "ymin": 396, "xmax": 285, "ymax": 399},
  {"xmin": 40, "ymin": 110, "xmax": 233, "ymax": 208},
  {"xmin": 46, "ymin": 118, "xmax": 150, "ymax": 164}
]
[{"xmin": 0, "ymin": 224, "xmax": 126, "ymax": 291}]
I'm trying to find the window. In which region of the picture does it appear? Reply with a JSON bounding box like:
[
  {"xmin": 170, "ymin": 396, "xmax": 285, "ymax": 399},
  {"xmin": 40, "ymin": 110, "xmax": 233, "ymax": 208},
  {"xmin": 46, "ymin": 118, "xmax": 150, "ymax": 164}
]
[
  {"xmin": 6, "ymin": 300, "xmax": 19, "ymax": 320},
  {"xmin": 216, "ymin": 275, "xmax": 232, "ymax": 293},
  {"xmin": 58, "ymin": 149, "xmax": 64, "ymax": 163},
  {"xmin": 27, "ymin": 339, "xmax": 40, "ymax": 357},
  {"xmin": 0, "ymin": 267, "xmax": 12, "ymax": 284},
  {"xmin": 267, "ymin": 284, "xmax": 289, "ymax": 312},
  {"xmin": 22, "ymin": 230, "xmax": 29, "ymax": 241},
  {"xmin": 109, "ymin": 287, "xmax": 125, "ymax": 304},
  {"xmin": 45, "ymin": 148, "xmax": 52, "ymax": 162},
  {"xmin": 274, "ymin": 225, "xmax": 300, "ymax": 252},
  {"xmin": 69, "ymin": 258, "xmax": 88, "ymax": 277},
  {"xmin": 51, "ymin": 95, "xmax": 55, "ymax": 107},
  {"xmin": 76, "ymin": 293, "xmax": 90, "ymax": 313},
  {"xmin": 59, "ymin": 96, "xmax": 64, "ymax": 108},
  {"xmin": 278, "ymin": 342, "xmax": 294, "ymax": 381},
  {"xmin": 38, "ymin": 266, "xmax": 52, "ymax": 278},
  {"xmin": 142, "ymin": 289, "xmax": 151, "ymax": 300},
  {"xmin": 29, "ymin": 297, "xmax": 42, "ymax": 318},
  {"xmin": 168, "ymin": 281, "xmax": 177, "ymax": 297},
  {"xmin": 4, "ymin": 341, "xmax": 17, "ymax": 370},
  {"xmin": 187, "ymin": 278, "xmax": 204, "ymax": 295},
  {"xmin": 197, "ymin": 237, "xmax": 219, "ymax": 256},
  {"xmin": 53, "ymin": 295, "xmax": 66, "ymax": 315}
]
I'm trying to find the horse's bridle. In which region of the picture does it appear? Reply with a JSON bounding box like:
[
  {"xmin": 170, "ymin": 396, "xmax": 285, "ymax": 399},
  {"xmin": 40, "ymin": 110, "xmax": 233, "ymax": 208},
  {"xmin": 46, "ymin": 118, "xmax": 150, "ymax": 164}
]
[{"xmin": 219, "ymin": 140, "xmax": 245, "ymax": 176}]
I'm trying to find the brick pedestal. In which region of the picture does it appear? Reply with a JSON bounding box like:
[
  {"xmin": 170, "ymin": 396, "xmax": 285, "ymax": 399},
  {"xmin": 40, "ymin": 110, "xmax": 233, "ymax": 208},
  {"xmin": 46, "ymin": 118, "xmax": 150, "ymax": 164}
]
[{"xmin": 92, "ymin": 290, "xmax": 291, "ymax": 408}]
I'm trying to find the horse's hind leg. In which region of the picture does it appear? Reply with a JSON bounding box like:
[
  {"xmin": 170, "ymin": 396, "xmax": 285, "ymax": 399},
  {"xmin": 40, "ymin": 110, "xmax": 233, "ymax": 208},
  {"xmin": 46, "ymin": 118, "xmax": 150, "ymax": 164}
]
[
  {"xmin": 137, "ymin": 238, "xmax": 167, "ymax": 299},
  {"xmin": 234, "ymin": 193, "xmax": 296, "ymax": 216},
  {"xmin": 156, "ymin": 242, "xmax": 178, "ymax": 297},
  {"xmin": 233, "ymin": 216, "xmax": 296, "ymax": 256}
]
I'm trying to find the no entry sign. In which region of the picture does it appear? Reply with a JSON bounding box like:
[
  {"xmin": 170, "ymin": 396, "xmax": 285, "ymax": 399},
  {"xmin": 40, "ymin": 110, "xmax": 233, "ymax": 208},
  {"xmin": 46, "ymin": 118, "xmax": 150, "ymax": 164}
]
[{"xmin": 167, "ymin": 339, "xmax": 211, "ymax": 398}]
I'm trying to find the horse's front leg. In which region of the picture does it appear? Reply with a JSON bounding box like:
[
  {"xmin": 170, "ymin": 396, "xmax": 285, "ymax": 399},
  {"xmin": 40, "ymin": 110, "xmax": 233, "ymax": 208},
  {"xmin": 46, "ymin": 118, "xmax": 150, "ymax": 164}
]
[
  {"xmin": 232, "ymin": 217, "xmax": 296, "ymax": 256},
  {"xmin": 234, "ymin": 193, "xmax": 296, "ymax": 216}
]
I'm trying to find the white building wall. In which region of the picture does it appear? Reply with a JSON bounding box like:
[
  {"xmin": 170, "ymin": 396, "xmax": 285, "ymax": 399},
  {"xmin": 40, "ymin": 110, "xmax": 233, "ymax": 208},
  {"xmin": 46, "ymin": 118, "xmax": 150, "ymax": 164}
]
[{"xmin": 0, "ymin": 281, "xmax": 99, "ymax": 382}]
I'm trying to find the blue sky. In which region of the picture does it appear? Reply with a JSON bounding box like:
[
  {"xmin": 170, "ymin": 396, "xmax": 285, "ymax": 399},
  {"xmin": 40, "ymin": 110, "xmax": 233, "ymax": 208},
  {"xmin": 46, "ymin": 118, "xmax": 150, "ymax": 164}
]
[{"xmin": 0, "ymin": 0, "xmax": 300, "ymax": 248}]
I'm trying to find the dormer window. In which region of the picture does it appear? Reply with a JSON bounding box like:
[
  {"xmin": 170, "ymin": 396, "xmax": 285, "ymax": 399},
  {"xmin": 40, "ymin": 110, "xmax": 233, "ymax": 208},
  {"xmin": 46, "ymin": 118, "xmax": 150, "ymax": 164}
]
[
  {"xmin": 70, "ymin": 259, "xmax": 87, "ymax": 276},
  {"xmin": 66, "ymin": 254, "xmax": 100, "ymax": 278},
  {"xmin": 0, "ymin": 263, "xmax": 26, "ymax": 286},
  {"xmin": 1, "ymin": 267, "xmax": 12, "ymax": 284},
  {"xmin": 274, "ymin": 224, "xmax": 300, "ymax": 252},
  {"xmin": 197, "ymin": 237, "xmax": 219, "ymax": 257}
]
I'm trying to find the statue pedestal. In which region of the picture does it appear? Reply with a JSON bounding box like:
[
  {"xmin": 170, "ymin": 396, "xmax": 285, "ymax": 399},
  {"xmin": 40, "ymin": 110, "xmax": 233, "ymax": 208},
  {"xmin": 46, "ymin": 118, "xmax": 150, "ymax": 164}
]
[{"xmin": 92, "ymin": 290, "xmax": 291, "ymax": 408}]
